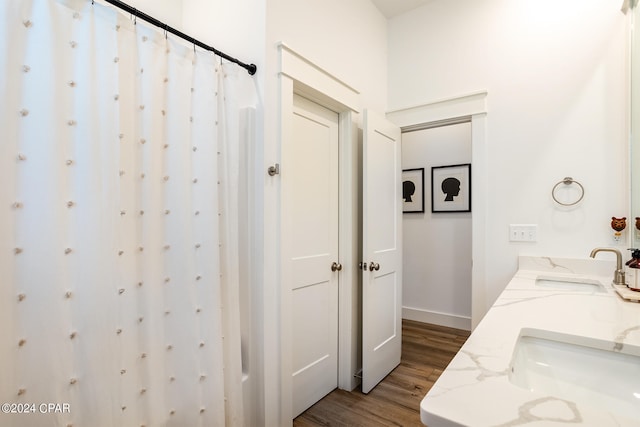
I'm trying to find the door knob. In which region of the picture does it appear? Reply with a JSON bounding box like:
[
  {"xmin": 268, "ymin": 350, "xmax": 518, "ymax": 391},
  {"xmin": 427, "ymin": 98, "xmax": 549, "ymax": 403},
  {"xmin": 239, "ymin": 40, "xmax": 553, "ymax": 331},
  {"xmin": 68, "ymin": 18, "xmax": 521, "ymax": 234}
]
[
  {"xmin": 331, "ymin": 262, "xmax": 343, "ymax": 272},
  {"xmin": 369, "ymin": 262, "xmax": 380, "ymax": 271}
]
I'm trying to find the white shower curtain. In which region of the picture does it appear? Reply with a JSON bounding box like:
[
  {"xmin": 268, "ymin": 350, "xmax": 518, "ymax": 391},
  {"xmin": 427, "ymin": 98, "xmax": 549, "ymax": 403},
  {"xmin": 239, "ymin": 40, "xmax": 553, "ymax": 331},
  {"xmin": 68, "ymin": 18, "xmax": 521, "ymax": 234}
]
[{"xmin": 0, "ymin": 1, "xmax": 249, "ymax": 426}]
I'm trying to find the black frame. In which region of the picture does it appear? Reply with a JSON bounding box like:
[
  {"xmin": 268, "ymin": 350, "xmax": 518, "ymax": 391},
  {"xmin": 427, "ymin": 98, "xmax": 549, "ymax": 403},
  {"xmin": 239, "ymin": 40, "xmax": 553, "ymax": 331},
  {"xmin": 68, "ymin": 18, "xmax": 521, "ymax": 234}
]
[
  {"xmin": 402, "ymin": 168, "xmax": 425, "ymax": 213},
  {"xmin": 431, "ymin": 163, "xmax": 471, "ymax": 213}
]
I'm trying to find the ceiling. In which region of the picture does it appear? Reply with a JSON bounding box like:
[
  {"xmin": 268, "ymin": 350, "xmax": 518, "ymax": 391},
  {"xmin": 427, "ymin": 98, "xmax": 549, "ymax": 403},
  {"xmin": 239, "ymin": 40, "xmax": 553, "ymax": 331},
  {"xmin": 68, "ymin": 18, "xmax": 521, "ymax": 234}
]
[{"xmin": 370, "ymin": 0, "xmax": 433, "ymax": 18}]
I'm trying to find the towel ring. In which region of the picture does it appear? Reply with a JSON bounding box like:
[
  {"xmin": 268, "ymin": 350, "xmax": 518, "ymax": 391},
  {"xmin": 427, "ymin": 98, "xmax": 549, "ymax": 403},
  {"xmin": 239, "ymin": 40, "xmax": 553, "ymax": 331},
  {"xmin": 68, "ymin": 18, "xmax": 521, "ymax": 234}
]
[{"xmin": 552, "ymin": 177, "xmax": 584, "ymax": 206}]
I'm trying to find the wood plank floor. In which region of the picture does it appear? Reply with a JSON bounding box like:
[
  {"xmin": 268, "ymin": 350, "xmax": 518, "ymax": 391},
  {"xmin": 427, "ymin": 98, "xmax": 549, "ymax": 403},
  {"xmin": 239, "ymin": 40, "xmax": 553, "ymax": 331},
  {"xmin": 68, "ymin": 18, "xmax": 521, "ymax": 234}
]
[{"xmin": 293, "ymin": 319, "xmax": 470, "ymax": 427}]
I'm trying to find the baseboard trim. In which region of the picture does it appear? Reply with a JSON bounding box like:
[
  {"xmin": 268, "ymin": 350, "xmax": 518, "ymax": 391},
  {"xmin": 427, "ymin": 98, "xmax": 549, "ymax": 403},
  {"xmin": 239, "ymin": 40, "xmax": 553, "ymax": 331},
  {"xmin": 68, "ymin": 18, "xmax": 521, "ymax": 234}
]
[{"xmin": 402, "ymin": 307, "xmax": 472, "ymax": 331}]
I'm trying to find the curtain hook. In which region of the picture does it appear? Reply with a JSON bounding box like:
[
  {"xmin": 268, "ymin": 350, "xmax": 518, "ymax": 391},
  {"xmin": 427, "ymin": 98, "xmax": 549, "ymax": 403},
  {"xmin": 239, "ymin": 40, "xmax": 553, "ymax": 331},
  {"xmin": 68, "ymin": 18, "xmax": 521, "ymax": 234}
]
[
  {"xmin": 133, "ymin": 9, "xmax": 137, "ymax": 25},
  {"xmin": 164, "ymin": 24, "xmax": 168, "ymax": 39}
]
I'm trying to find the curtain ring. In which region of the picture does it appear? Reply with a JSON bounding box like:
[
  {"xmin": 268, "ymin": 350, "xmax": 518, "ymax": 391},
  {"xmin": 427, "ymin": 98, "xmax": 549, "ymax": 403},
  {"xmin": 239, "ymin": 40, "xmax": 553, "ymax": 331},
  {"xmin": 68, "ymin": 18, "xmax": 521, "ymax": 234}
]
[{"xmin": 552, "ymin": 177, "xmax": 584, "ymax": 206}]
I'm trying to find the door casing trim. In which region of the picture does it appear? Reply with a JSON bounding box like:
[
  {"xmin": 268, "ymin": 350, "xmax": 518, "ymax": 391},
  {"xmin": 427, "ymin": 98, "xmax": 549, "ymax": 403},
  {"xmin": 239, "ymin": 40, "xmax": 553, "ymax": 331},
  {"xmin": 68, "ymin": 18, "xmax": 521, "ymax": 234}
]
[
  {"xmin": 277, "ymin": 42, "xmax": 361, "ymax": 423},
  {"xmin": 387, "ymin": 91, "xmax": 488, "ymax": 330}
]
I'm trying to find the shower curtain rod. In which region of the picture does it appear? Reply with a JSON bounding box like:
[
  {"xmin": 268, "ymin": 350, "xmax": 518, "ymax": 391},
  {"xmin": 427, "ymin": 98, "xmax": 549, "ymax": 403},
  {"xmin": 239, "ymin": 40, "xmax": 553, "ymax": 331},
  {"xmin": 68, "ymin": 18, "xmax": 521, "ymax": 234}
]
[{"xmin": 101, "ymin": 0, "xmax": 257, "ymax": 75}]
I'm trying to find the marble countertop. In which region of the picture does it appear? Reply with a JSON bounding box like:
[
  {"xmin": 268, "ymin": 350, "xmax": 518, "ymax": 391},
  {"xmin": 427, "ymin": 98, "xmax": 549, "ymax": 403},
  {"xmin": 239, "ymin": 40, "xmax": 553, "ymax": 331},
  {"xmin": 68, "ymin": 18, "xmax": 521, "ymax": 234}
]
[{"xmin": 420, "ymin": 256, "xmax": 640, "ymax": 426}]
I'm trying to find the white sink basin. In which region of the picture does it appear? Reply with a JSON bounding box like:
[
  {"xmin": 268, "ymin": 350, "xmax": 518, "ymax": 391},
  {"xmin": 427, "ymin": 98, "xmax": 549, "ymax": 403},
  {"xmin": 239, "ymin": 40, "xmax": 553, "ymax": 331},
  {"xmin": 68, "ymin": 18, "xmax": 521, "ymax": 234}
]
[
  {"xmin": 509, "ymin": 329, "xmax": 640, "ymax": 420},
  {"xmin": 535, "ymin": 275, "xmax": 606, "ymax": 292}
]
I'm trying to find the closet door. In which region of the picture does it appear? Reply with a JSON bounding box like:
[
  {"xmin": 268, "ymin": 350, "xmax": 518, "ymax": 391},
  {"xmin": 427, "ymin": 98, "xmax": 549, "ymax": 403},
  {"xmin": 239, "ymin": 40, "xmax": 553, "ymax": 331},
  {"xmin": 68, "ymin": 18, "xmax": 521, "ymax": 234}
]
[
  {"xmin": 361, "ymin": 109, "xmax": 402, "ymax": 393},
  {"xmin": 286, "ymin": 94, "xmax": 340, "ymax": 417}
]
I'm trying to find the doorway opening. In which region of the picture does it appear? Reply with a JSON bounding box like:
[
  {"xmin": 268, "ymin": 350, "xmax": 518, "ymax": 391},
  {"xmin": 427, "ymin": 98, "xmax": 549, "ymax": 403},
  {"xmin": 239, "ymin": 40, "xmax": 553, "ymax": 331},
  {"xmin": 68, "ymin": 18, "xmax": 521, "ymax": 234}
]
[
  {"xmin": 386, "ymin": 90, "xmax": 488, "ymax": 330},
  {"xmin": 401, "ymin": 119, "xmax": 472, "ymax": 330}
]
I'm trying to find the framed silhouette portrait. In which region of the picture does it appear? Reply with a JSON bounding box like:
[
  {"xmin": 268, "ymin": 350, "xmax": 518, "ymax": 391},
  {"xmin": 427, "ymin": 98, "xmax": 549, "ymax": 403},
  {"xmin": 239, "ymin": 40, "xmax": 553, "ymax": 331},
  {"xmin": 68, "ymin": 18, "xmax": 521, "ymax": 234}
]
[
  {"xmin": 431, "ymin": 164, "xmax": 471, "ymax": 213},
  {"xmin": 402, "ymin": 168, "xmax": 425, "ymax": 213}
]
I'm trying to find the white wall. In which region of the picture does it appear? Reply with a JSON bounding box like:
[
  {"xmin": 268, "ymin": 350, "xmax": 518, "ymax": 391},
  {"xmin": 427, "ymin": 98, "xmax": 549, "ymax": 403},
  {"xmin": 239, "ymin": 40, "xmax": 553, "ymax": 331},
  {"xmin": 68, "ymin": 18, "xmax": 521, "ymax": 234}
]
[
  {"xmin": 119, "ymin": 0, "xmax": 183, "ymax": 28},
  {"xmin": 266, "ymin": 0, "xmax": 388, "ymax": 114},
  {"xmin": 402, "ymin": 123, "xmax": 472, "ymax": 330},
  {"xmin": 389, "ymin": 0, "xmax": 629, "ymax": 317},
  {"xmin": 67, "ymin": 1, "xmax": 388, "ymax": 425},
  {"xmin": 176, "ymin": 0, "xmax": 388, "ymax": 424},
  {"xmin": 261, "ymin": 1, "xmax": 388, "ymax": 424},
  {"xmin": 162, "ymin": 0, "xmax": 389, "ymax": 424},
  {"xmin": 92, "ymin": 0, "xmax": 631, "ymax": 423},
  {"xmin": 122, "ymin": 0, "xmax": 263, "ymax": 84},
  {"xmin": 632, "ymin": 4, "xmax": 640, "ymax": 248}
]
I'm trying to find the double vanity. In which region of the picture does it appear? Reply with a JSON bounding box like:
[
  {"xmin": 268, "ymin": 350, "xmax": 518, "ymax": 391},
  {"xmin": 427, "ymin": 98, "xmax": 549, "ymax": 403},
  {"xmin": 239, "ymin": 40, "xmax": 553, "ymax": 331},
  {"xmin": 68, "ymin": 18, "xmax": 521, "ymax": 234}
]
[{"xmin": 420, "ymin": 255, "xmax": 640, "ymax": 426}]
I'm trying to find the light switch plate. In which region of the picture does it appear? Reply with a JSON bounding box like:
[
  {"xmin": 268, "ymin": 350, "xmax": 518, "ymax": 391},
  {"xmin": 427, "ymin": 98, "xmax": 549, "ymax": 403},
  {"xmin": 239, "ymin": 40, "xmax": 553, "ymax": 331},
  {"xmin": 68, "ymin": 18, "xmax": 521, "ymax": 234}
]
[{"xmin": 510, "ymin": 224, "xmax": 538, "ymax": 242}]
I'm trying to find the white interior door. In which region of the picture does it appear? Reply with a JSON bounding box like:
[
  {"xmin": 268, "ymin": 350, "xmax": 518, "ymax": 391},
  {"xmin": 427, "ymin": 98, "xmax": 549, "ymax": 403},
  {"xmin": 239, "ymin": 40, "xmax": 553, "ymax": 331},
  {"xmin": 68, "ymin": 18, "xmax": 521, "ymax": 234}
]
[
  {"xmin": 362, "ymin": 109, "xmax": 402, "ymax": 394},
  {"xmin": 288, "ymin": 94, "xmax": 340, "ymax": 417}
]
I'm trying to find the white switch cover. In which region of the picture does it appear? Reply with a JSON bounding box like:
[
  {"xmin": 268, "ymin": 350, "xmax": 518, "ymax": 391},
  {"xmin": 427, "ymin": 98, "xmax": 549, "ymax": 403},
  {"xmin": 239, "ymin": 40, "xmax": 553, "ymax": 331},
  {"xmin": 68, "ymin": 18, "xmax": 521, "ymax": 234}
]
[{"xmin": 509, "ymin": 224, "xmax": 538, "ymax": 242}]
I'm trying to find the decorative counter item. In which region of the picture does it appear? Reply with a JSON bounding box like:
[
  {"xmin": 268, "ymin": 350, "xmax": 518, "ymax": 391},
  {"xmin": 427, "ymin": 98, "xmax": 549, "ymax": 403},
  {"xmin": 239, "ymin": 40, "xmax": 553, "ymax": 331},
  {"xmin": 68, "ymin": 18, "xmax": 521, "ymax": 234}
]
[
  {"xmin": 611, "ymin": 216, "xmax": 626, "ymax": 242},
  {"xmin": 625, "ymin": 248, "xmax": 640, "ymax": 291}
]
